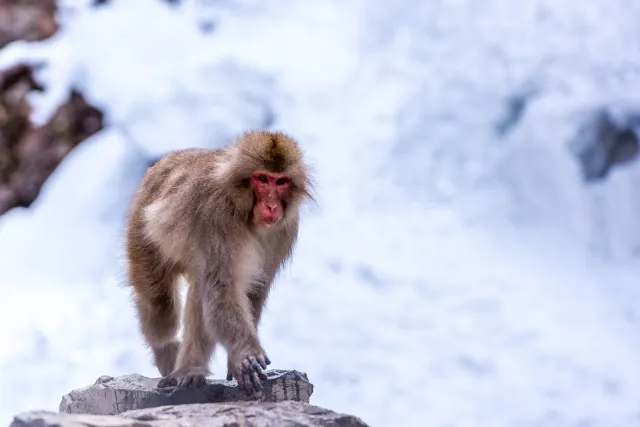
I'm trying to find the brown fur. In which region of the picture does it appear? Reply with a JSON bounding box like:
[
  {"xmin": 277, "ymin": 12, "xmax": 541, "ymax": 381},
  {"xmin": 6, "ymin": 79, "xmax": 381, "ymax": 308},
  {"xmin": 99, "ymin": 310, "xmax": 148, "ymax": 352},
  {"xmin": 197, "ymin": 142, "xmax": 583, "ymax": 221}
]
[{"xmin": 125, "ymin": 130, "xmax": 313, "ymax": 393}]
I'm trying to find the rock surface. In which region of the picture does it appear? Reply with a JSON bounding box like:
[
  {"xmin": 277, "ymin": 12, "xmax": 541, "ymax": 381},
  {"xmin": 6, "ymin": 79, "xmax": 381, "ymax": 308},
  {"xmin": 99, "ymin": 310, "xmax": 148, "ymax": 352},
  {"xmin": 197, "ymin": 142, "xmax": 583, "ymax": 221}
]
[
  {"xmin": 0, "ymin": 1, "xmax": 104, "ymax": 217},
  {"xmin": 60, "ymin": 370, "xmax": 314, "ymax": 416},
  {"xmin": 0, "ymin": 0, "xmax": 58, "ymax": 49},
  {"xmin": 0, "ymin": 64, "xmax": 104, "ymax": 215},
  {"xmin": 14, "ymin": 401, "xmax": 369, "ymax": 427},
  {"xmin": 568, "ymin": 106, "xmax": 640, "ymax": 182}
]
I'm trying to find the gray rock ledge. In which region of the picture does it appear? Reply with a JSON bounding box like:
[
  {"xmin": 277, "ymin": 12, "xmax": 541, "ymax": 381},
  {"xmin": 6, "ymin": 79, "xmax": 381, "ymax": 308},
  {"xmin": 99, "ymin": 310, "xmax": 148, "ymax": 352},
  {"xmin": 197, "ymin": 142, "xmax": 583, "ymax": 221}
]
[
  {"xmin": 13, "ymin": 401, "xmax": 369, "ymax": 427},
  {"xmin": 59, "ymin": 369, "xmax": 314, "ymax": 415}
]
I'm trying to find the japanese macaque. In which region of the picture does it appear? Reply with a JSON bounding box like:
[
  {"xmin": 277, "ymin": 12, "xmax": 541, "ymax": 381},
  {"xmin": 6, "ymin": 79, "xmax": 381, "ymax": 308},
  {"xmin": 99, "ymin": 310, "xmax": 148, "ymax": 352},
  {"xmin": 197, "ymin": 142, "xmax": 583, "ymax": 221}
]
[{"xmin": 125, "ymin": 130, "xmax": 313, "ymax": 394}]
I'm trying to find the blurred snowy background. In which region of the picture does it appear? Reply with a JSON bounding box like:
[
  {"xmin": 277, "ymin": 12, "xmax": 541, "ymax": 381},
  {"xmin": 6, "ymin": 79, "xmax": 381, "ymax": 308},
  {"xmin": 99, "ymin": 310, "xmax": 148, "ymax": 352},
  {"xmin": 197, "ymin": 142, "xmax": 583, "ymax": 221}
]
[{"xmin": 1, "ymin": 0, "xmax": 640, "ymax": 426}]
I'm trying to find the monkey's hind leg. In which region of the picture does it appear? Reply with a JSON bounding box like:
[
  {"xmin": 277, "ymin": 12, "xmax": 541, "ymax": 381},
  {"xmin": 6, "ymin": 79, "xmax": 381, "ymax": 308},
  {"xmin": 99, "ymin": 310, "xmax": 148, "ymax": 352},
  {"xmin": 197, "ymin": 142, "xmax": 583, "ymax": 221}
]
[
  {"xmin": 129, "ymin": 247, "xmax": 182, "ymax": 377},
  {"xmin": 158, "ymin": 282, "xmax": 215, "ymax": 388}
]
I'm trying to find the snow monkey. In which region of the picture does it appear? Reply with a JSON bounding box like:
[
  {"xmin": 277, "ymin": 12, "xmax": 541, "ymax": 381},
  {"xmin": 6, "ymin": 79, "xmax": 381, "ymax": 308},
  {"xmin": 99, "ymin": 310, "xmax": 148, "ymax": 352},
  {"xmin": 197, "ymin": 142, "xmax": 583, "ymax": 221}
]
[{"xmin": 125, "ymin": 130, "xmax": 314, "ymax": 394}]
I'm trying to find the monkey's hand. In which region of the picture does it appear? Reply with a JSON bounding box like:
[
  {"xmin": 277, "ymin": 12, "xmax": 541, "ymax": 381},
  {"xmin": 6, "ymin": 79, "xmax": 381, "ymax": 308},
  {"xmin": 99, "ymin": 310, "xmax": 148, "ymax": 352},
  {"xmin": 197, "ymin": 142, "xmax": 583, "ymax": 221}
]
[
  {"xmin": 157, "ymin": 366, "xmax": 208, "ymax": 389},
  {"xmin": 228, "ymin": 348, "xmax": 271, "ymax": 395}
]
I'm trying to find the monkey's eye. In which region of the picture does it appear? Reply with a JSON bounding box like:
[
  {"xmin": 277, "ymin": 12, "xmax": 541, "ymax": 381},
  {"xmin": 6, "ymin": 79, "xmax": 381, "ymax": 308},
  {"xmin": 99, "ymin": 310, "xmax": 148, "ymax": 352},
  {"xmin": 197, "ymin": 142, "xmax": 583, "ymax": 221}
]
[
  {"xmin": 257, "ymin": 174, "xmax": 268, "ymax": 183},
  {"xmin": 276, "ymin": 177, "xmax": 289, "ymax": 186}
]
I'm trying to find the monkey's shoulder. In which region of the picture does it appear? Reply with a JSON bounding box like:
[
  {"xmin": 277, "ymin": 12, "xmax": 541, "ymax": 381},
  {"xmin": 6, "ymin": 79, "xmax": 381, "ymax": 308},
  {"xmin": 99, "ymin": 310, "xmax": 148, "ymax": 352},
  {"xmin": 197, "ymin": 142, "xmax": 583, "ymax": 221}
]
[{"xmin": 151, "ymin": 148, "xmax": 223, "ymax": 174}]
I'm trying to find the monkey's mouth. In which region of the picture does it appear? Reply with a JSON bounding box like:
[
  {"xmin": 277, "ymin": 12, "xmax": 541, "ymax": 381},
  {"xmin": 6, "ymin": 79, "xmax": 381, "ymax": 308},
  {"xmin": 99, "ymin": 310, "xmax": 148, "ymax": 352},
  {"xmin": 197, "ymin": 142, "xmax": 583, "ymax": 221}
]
[{"xmin": 261, "ymin": 217, "xmax": 280, "ymax": 227}]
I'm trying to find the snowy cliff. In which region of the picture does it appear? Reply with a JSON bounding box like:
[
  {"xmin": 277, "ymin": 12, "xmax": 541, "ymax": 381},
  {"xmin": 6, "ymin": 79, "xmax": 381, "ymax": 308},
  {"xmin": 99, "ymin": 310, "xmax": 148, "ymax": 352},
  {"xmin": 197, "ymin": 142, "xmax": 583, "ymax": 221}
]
[{"xmin": 1, "ymin": 1, "xmax": 640, "ymax": 426}]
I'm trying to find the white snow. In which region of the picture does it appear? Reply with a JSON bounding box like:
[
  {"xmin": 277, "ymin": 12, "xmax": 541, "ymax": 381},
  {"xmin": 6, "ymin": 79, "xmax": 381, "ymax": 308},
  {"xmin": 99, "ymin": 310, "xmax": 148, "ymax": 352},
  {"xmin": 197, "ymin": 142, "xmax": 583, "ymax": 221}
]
[{"xmin": 1, "ymin": 0, "xmax": 640, "ymax": 426}]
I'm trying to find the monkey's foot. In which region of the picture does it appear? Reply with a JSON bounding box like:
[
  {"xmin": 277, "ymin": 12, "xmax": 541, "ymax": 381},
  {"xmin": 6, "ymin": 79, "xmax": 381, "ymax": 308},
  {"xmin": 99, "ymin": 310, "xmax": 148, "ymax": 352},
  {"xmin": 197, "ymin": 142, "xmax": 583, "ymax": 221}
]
[
  {"xmin": 157, "ymin": 367, "xmax": 208, "ymax": 389},
  {"xmin": 226, "ymin": 359, "xmax": 233, "ymax": 381},
  {"xmin": 229, "ymin": 352, "xmax": 272, "ymax": 395},
  {"xmin": 152, "ymin": 340, "xmax": 180, "ymax": 377}
]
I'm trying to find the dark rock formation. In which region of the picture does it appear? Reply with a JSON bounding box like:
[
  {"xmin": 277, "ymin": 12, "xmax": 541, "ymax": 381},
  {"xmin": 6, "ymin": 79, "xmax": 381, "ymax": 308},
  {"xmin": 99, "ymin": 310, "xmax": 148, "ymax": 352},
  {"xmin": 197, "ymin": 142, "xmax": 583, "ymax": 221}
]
[
  {"xmin": 494, "ymin": 85, "xmax": 539, "ymax": 137},
  {"xmin": 0, "ymin": 0, "xmax": 58, "ymax": 49},
  {"xmin": 0, "ymin": 1, "xmax": 104, "ymax": 216},
  {"xmin": 568, "ymin": 107, "xmax": 640, "ymax": 182},
  {"xmin": 0, "ymin": 64, "xmax": 104, "ymax": 214},
  {"xmin": 14, "ymin": 401, "xmax": 369, "ymax": 427},
  {"xmin": 60, "ymin": 370, "xmax": 314, "ymax": 415}
]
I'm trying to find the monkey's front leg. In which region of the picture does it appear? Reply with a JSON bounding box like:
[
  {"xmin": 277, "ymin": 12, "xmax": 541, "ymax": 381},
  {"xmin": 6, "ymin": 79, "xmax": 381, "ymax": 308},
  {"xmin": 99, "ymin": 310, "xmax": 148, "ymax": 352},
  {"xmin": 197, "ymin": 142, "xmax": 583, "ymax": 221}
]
[
  {"xmin": 226, "ymin": 289, "xmax": 268, "ymax": 381},
  {"xmin": 207, "ymin": 281, "xmax": 271, "ymax": 395}
]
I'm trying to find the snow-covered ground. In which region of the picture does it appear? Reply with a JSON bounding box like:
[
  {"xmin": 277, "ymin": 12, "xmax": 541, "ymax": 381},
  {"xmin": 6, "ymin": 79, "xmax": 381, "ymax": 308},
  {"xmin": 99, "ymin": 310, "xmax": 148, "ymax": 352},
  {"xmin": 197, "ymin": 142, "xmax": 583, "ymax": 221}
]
[{"xmin": 1, "ymin": 0, "xmax": 640, "ymax": 426}]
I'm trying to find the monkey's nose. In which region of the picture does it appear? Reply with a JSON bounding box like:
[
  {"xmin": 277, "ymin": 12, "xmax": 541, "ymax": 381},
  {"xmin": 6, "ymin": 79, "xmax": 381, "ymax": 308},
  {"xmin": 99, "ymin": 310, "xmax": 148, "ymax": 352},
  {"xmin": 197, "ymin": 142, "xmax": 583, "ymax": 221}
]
[{"xmin": 266, "ymin": 203, "xmax": 278, "ymax": 213}]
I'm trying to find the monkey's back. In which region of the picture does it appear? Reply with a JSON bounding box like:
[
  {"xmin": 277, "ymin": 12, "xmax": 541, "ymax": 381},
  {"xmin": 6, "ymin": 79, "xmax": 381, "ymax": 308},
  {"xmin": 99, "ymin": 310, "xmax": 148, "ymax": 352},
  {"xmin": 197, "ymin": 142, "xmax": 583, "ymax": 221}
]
[{"xmin": 126, "ymin": 147, "xmax": 226, "ymax": 267}]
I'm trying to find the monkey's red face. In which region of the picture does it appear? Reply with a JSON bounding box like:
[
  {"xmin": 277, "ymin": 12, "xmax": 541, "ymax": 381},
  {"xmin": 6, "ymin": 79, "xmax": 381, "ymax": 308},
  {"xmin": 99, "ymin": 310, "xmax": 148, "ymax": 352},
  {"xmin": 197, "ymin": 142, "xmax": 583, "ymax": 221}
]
[{"xmin": 251, "ymin": 170, "xmax": 292, "ymax": 227}]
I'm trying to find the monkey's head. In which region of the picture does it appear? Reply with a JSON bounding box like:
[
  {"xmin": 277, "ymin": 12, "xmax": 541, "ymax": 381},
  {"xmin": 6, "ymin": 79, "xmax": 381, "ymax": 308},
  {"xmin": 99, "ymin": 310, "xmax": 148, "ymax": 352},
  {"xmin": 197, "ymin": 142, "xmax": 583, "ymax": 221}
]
[{"xmin": 221, "ymin": 131, "xmax": 313, "ymax": 229}]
